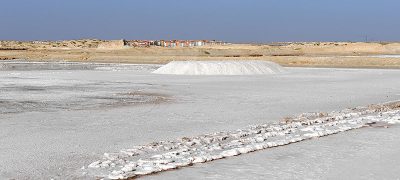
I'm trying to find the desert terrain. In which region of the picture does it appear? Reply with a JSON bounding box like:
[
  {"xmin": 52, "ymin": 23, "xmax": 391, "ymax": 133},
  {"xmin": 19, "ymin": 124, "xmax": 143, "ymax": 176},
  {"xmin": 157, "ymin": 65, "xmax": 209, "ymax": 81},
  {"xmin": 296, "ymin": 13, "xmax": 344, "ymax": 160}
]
[{"xmin": 1, "ymin": 40, "xmax": 400, "ymax": 68}]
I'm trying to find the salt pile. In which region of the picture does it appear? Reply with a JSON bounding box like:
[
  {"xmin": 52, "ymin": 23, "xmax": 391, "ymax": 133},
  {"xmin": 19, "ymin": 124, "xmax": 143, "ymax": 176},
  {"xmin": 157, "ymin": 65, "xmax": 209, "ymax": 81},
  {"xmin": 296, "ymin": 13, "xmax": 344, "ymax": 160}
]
[{"xmin": 152, "ymin": 60, "xmax": 286, "ymax": 75}]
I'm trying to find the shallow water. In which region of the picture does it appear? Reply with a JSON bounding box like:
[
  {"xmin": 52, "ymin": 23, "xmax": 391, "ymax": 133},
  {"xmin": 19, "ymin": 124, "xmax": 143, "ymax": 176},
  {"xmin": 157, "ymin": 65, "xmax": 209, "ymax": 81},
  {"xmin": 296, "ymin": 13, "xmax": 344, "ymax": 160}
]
[
  {"xmin": 367, "ymin": 55, "xmax": 400, "ymax": 58},
  {"xmin": 0, "ymin": 60, "xmax": 160, "ymax": 71}
]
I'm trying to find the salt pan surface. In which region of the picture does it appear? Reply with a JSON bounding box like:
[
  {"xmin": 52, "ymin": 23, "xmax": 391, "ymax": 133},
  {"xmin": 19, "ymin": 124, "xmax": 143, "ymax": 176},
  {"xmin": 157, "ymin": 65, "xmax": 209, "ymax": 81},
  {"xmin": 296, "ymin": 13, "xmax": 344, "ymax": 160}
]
[
  {"xmin": 2, "ymin": 62, "xmax": 400, "ymax": 179},
  {"xmin": 152, "ymin": 60, "xmax": 286, "ymax": 75}
]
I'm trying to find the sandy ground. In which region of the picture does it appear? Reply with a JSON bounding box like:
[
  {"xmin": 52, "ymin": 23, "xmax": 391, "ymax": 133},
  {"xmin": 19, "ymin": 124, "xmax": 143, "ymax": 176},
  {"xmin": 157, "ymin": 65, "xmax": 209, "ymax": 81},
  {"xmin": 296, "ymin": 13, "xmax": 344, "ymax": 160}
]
[
  {"xmin": 1, "ymin": 62, "xmax": 400, "ymax": 179},
  {"xmin": 1, "ymin": 42, "xmax": 400, "ymax": 68}
]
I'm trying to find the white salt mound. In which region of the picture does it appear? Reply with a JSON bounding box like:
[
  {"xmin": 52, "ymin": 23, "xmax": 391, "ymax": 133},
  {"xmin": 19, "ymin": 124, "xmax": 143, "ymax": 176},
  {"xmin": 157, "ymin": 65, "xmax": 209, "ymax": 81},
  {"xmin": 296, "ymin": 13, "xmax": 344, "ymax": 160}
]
[{"xmin": 152, "ymin": 60, "xmax": 286, "ymax": 75}]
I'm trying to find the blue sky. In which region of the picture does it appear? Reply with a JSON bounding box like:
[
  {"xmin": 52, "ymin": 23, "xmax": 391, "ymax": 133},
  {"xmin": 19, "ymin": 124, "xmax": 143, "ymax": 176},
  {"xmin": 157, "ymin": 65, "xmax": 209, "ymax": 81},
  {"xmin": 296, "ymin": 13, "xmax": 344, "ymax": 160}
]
[{"xmin": 1, "ymin": 0, "xmax": 399, "ymax": 42}]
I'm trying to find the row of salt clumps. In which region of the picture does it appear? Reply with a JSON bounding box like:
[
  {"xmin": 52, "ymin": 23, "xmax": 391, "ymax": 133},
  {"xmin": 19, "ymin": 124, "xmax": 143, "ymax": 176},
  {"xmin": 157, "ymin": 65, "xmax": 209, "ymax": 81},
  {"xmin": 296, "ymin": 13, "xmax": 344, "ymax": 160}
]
[
  {"xmin": 95, "ymin": 101, "xmax": 399, "ymax": 165},
  {"xmin": 86, "ymin": 102, "xmax": 400, "ymax": 179}
]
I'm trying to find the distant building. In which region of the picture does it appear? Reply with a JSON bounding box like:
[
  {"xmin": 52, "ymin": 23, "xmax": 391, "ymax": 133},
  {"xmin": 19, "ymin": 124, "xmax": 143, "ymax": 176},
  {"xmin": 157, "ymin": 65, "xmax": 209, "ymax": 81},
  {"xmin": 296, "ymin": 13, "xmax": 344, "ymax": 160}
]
[{"xmin": 124, "ymin": 39, "xmax": 226, "ymax": 48}]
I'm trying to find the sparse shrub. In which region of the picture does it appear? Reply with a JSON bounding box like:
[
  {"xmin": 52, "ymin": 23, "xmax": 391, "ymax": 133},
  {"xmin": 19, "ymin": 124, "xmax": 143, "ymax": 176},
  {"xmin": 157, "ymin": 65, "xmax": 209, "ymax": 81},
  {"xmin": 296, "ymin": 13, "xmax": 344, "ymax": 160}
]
[
  {"xmin": 379, "ymin": 42, "xmax": 391, "ymax": 45},
  {"xmin": 249, "ymin": 54, "xmax": 263, "ymax": 57}
]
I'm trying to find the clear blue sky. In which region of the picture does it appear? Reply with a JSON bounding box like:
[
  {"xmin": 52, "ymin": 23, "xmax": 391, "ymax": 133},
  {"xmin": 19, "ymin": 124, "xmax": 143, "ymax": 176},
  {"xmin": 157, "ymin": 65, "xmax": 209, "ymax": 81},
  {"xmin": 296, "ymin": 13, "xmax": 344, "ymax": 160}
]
[{"xmin": 1, "ymin": 0, "xmax": 399, "ymax": 42}]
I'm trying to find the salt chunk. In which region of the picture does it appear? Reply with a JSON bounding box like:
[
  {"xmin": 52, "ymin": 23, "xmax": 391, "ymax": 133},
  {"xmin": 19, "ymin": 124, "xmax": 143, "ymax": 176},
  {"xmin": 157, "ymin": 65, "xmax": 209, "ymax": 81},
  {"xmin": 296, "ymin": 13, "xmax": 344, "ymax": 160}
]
[{"xmin": 220, "ymin": 149, "xmax": 241, "ymax": 157}]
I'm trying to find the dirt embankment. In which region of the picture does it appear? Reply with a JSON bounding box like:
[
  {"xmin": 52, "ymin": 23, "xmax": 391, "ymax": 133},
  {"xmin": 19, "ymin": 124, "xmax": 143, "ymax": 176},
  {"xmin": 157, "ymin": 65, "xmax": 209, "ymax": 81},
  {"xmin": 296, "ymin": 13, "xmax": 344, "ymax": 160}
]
[{"xmin": 1, "ymin": 41, "xmax": 400, "ymax": 68}]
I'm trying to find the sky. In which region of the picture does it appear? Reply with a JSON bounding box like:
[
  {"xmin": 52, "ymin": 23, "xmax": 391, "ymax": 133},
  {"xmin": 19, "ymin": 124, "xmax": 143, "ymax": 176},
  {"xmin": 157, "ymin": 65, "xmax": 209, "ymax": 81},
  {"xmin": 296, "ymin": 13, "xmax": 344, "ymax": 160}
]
[{"xmin": 1, "ymin": 0, "xmax": 399, "ymax": 42}]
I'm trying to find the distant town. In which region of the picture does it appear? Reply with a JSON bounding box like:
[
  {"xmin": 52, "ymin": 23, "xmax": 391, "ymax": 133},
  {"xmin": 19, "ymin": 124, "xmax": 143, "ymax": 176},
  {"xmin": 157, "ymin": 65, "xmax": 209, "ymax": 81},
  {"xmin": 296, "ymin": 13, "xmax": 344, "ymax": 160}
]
[
  {"xmin": 124, "ymin": 39, "xmax": 227, "ymax": 47},
  {"xmin": 0, "ymin": 39, "xmax": 228, "ymax": 49},
  {"xmin": 96, "ymin": 39, "xmax": 228, "ymax": 48}
]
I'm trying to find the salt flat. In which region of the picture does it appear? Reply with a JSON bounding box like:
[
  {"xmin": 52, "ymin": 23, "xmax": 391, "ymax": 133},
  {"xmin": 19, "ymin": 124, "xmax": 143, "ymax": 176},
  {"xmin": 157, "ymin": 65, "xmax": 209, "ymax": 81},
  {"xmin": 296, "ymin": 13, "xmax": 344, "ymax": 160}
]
[{"xmin": 0, "ymin": 61, "xmax": 400, "ymax": 179}]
